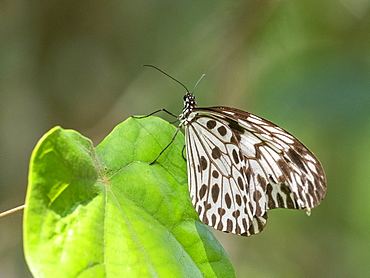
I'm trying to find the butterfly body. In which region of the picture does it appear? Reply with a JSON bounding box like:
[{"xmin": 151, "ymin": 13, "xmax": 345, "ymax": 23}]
[{"xmin": 178, "ymin": 92, "xmax": 326, "ymax": 236}]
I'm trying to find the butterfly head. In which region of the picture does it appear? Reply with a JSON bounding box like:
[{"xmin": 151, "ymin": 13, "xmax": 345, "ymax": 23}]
[
  {"xmin": 179, "ymin": 92, "xmax": 198, "ymax": 123},
  {"xmin": 180, "ymin": 73, "xmax": 205, "ymax": 119}
]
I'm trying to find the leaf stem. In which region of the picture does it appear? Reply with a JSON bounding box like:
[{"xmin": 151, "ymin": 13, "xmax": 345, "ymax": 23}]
[{"xmin": 0, "ymin": 204, "xmax": 26, "ymax": 218}]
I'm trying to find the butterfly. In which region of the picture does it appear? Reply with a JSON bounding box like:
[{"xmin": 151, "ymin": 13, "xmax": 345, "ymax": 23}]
[{"xmin": 141, "ymin": 65, "xmax": 327, "ymax": 236}]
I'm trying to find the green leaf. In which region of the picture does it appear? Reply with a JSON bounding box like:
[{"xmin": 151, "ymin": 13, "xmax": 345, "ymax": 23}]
[{"xmin": 24, "ymin": 116, "xmax": 235, "ymax": 278}]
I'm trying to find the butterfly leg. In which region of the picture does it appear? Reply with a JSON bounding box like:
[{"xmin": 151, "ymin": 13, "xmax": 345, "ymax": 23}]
[
  {"xmin": 132, "ymin": 109, "xmax": 178, "ymax": 119},
  {"xmin": 149, "ymin": 126, "xmax": 182, "ymax": 165},
  {"xmin": 181, "ymin": 145, "xmax": 187, "ymax": 162}
]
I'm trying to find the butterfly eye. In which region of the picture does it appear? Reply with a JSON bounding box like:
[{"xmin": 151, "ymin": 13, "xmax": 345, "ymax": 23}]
[{"xmin": 183, "ymin": 95, "xmax": 187, "ymax": 101}]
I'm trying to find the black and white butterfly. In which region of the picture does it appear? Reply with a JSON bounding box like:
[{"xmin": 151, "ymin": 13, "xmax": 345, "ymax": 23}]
[{"xmin": 141, "ymin": 65, "xmax": 326, "ymax": 236}]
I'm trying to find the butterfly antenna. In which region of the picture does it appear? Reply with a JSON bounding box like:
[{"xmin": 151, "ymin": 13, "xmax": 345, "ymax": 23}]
[
  {"xmin": 143, "ymin": 65, "xmax": 189, "ymax": 93},
  {"xmin": 192, "ymin": 74, "xmax": 206, "ymax": 93}
]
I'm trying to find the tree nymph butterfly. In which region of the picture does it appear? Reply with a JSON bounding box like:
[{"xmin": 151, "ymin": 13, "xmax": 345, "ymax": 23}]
[{"xmin": 138, "ymin": 65, "xmax": 326, "ymax": 236}]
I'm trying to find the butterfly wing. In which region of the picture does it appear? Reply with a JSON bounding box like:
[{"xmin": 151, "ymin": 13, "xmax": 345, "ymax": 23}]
[
  {"xmin": 185, "ymin": 106, "xmax": 326, "ymax": 236},
  {"xmin": 185, "ymin": 113, "xmax": 268, "ymax": 236}
]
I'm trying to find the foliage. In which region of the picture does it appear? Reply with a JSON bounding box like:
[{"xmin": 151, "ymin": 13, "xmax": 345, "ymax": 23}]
[{"xmin": 24, "ymin": 117, "xmax": 235, "ymax": 278}]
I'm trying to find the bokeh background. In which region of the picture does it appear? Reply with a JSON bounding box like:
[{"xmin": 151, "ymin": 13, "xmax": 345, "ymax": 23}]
[{"xmin": 1, "ymin": 1, "xmax": 370, "ymax": 277}]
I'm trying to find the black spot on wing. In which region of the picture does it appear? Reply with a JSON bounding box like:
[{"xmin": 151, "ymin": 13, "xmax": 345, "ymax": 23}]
[
  {"xmin": 217, "ymin": 126, "xmax": 227, "ymax": 136},
  {"xmin": 266, "ymin": 183, "xmax": 276, "ymax": 209},
  {"xmin": 199, "ymin": 184, "xmax": 207, "ymax": 199},
  {"xmin": 212, "ymin": 170, "xmax": 219, "ymax": 178},
  {"xmin": 235, "ymin": 194, "xmax": 242, "ymax": 206},
  {"xmin": 225, "ymin": 193, "xmax": 232, "ymax": 209},
  {"xmin": 200, "ymin": 156, "xmax": 208, "ymax": 170},
  {"xmin": 237, "ymin": 176, "xmax": 244, "ymax": 190},
  {"xmin": 211, "ymin": 184, "xmax": 220, "ymax": 203},
  {"xmin": 211, "ymin": 214, "xmax": 217, "ymax": 226},
  {"xmin": 212, "ymin": 146, "xmax": 222, "ymax": 159},
  {"xmin": 287, "ymin": 149, "xmax": 307, "ymax": 173},
  {"xmin": 226, "ymin": 119, "xmax": 245, "ymax": 133},
  {"xmin": 232, "ymin": 149, "xmax": 239, "ymax": 164},
  {"xmin": 206, "ymin": 120, "xmax": 216, "ymax": 129},
  {"xmin": 277, "ymin": 193, "xmax": 284, "ymax": 207},
  {"xmin": 277, "ymin": 159, "xmax": 291, "ymax": 178},
  {"xmin": 227, "ymin": 219, "xmax": 233, "ymax": 232}
]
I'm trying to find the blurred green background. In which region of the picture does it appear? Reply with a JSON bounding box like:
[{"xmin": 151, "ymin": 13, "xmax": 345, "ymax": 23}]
[{"xmin": 1, "ymin": 1, "xmax": 370, "ymax": 277}]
